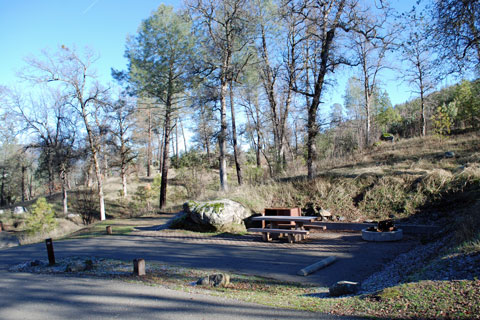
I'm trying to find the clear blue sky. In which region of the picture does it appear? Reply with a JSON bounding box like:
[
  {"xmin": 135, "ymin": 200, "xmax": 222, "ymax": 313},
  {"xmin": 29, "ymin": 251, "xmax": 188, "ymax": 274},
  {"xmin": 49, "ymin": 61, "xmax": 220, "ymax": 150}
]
[
  {"xmin": 0, "ymin": 0, "xmax": 180, "ymax": 88},
  {"xmin": 0, "ymin": 0, "xmax": 445, "ymax": 109}
]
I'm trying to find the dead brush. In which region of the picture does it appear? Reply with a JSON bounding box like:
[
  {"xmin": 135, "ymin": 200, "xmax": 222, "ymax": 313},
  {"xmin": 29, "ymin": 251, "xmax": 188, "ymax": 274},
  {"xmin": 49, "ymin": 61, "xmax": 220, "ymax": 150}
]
[
  {"xmin": 420, "ymin": 169, "xmax": 455, "ymax": 196},
  {"xmin": 454, "ymin": 200, "xmax": 480, "ymax": 253},
  {"xmin": 358, "ymin": 176, "xmax": 412, "ymax": 219}
]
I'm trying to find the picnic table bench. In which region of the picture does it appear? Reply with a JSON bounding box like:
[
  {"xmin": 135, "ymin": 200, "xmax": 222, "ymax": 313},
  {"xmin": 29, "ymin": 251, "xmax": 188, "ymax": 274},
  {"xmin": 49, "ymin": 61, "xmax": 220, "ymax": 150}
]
[{"xmin": 248, "ymin": 216, "xmax": 316, "ymax": 243}]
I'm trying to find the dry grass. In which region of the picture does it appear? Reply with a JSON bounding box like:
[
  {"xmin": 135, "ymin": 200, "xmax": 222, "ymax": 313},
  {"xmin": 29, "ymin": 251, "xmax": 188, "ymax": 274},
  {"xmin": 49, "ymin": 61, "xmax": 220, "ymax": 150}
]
[{"xmin": 18, "ymin": 218, "xmax": 82, "ymax": 245}]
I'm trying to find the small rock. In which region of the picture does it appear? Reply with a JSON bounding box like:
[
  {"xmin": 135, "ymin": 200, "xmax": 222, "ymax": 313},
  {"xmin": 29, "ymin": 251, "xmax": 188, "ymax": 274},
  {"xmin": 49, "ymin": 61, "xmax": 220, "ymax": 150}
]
[
  {"xmin": 338, "ymin": 216, "xmax": 347, "ymax": 221},
  {"xmin": 0, "ymin": 209, "xmax": 4, "ymax": 215},
  {"xmin": 65, "ymin": 261, "xmax": 85, "ymax": 273},
  {"xmin": 13, "ymin": 207, "xmax": 27, "ymax": 215},
  {"xmin": 197, "ymin": 273, "xmax": 230, "ymax": 287},
  {"xmin": 67, "ymin": 213, "xmax": 80, "ymax": 218},
  {"xmin": 84, "ymin": 259, "xmax": 94, "ymax": 271},
  {"xmin": 319, "ymin": 209, "xmax": 331, "ymax": 218},
  {"xmin": 444, "ymin": 151, "xmax": 455, "ymax": 158},
  {"xmin": 30, "ymin": 260, "xmax": 43, "ymax": 267},
  {"xmin": 329, "ymin": 281, "xmax": 360, "ymax": 297}
]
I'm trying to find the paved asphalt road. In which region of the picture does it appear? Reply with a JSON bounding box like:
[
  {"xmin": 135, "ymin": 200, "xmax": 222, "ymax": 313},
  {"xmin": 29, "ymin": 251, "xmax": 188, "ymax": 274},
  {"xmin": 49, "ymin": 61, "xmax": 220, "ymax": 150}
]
[
  {"xmin": 0, "ymin": 232, "xmax": 417, "ymax": 285},
  {"xmin": 0, "ymin": 230, "xmax": 417, "ymax": 319}
]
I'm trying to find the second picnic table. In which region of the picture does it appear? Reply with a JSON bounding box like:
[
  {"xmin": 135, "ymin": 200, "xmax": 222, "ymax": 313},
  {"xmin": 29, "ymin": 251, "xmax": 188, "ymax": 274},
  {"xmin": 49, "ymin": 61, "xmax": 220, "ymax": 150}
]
[{"xmin": 248, "ymin": 216, "xmax": 317, "ymax": 243}]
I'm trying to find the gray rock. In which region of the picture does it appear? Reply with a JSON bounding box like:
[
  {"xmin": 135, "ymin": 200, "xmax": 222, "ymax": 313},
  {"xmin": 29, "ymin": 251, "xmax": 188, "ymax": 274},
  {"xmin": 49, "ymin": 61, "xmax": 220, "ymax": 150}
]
[
  {"xmin": 444, "ymin": 151, "xmax": 455, "ymax": 158},
  {"xmin": 30, "ymin": 260, "xmax": 45, "ymax": 267},
  {"xmin": 197, "ymin": 274, "xmax": 230, "ymax": 287},
  {"xmin": 319, "ymin": 209, "xmax": 331, "ymax": 218},
  {"xmin": 183, "ymin": 199, "xmax": 252, "ymax": 232},
  {"xmin": 329, "ymin": 281, "xmax": 360, "ymax": 297},
  {"xmin": 65, "ymin": 261, "xmax": 86, "ymax": 273},
  {"xmin": 13, "ymin": 207, "xmax": 27, "ymax": 215},
  {"xmin": 0, "ymin": 209, "xmax": 4, "ymax": 215}
]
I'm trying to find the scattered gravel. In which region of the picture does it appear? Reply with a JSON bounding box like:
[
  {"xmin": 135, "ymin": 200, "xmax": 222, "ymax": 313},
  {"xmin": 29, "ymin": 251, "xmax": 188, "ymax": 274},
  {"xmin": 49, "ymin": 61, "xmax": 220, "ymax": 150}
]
[{"xmin": 360, "ymin": 234, "xmax": 453, "ymax": 294}]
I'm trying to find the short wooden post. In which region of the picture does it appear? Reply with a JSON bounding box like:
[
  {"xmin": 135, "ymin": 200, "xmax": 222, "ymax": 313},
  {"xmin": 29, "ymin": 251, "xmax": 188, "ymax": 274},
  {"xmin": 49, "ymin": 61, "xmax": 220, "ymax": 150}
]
[
  {"xmin": 0, "ymin": 221, "xmax": 3, "ymax": 232},
  {"xmin": 133, "ymin": 258, "xmax": 146, "ymax": 276},
  {"xmin": 45, "ymin": 238, "xmax": 55, "ymax": 265},
  {"xmin": 106, "ymin": 225, "xmax": 112, "ymax": 235}
]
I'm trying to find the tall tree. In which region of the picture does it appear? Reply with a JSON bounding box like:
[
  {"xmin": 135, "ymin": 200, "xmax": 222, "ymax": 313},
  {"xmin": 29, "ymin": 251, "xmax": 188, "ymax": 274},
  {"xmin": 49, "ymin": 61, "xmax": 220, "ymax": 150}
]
[
  {"xmin": 19, "ymin": 47, "xmax": 107, "ymax": 218},
  {"xmin": 252, "ymin": 0, "xmax": 297, "ymax": 174},
  {"xmin": 351, "ymin": 3, "xmax": 395, "ymax": 146},
  {"xmin": 107, "ymin": 93, "xmax": 137, "ymax": 198},
  {"xmin": 117, "ymin": 5, "xmax": 194, "ymax": 209},
  {"xmin": 400, "ymin": 10, "xmax": 436, "ymax": 136},
  {"xmin": 188, "ymin": 0, "xmax": 252, "ymax": 191},
  {"xmin": 289, "ymin": 0, "xmax": 355, "ymax": 179}
]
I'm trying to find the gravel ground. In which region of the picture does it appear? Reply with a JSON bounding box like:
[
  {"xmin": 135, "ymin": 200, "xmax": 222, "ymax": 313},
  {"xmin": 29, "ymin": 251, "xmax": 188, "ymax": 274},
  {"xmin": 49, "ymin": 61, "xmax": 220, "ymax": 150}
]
[{"xmin": 360, "ymin": 232, "xmax": 480, "ymax": 294}]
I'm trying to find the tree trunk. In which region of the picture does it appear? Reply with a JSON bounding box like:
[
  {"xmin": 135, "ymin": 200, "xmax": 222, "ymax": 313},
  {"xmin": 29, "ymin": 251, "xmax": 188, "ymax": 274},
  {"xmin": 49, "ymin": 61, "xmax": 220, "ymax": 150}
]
[
  {"xmin": 47, "ymin": 150, "xmax": 54, "ymax": 196},
  {"xmin": 147, "ymin": 109, "xmax": 152, "ymax": 177},
  {"xmin": 180, "ymin": 119, "xmax": 187, "ymax": 153},
  {"xmin": 365, "ymin": 93, "xmax": 371, "ymax": 146},
  {"xmin": 306, "ymin": 105, "xmax": 318, "ymax": 179},
  {"xmin": 91, "ymin": 150, "xmax": 106, "ymax": 220},
  {"xmin": 21, "ymin": 166, "xmax": 26, "ymax": 202},
  {"xmin": 219, "ymin": 78, "xmax": 229, "ymax": 192},
  {"xmin": 82, "ymin": 106, "xmax": 106, "ymax": 221},
  {"xmin": 175, "ymin": 118, "xmax": 179, "ymax": 162},
  {"xmin": 255, "ymin": 101, "xmax": 261, "ymax": 168},
  {"xmin": 104, "ymin": 153, "xmax": 109, "ymax": 178},
  {"xmin": 121, "ymin": 164, "xmax": 128, "ymax": 198},
  {"xmin": 159, "ymin": 64, "xmax": 174, "ymax": 209},
  {"xmin": 229, "ymin": 80, "xmax": 243, "ymax": 185},
  {"xmin": 0, "ymin": 168, "xmax": 5, "ymax": 206},
  {"xmin": 159, "ymin": 114, "xmax": 171, "ymax": 209}
]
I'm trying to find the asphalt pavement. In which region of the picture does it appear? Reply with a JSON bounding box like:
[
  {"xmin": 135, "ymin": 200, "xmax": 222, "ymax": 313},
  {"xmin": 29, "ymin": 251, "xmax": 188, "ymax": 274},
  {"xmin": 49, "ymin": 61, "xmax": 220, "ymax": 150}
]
[{"xmin": 0, "ymin": 227, "xmax": 417, "ymax": 319}]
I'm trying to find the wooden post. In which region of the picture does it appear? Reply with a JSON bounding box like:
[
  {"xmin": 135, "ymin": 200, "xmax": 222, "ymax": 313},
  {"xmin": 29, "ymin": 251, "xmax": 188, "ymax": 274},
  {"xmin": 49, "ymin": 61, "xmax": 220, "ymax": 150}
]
[
  {"xmin": 106, "ymin": 226, "xmax": 112, "ymax": 235},
  {"xmin": 0, "ymin": 221, "xmax": 3, "ymax": 232},
  {"xmin": 133, "ymin": 258, "xmax": 146, "ymax": 276},
  {"xmin": 45, "ymin": 238, "xmax": 55, "ymax": 265}
]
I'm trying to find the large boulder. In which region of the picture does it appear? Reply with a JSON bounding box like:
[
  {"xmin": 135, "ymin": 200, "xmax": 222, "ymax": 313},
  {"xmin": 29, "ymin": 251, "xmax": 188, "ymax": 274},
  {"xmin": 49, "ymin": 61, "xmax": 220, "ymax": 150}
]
[{"xmin": 183, "ymin": 199, "xmax": 252, "ymax": 233}]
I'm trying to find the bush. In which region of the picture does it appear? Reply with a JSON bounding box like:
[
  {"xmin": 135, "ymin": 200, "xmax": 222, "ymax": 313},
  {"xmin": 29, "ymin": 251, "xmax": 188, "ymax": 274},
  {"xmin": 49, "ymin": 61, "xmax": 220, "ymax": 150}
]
[
  {"xmin": 129, "ymin": 184, "xmax": 155, "ymax": 215},
  {"xmin": 72, "ymin": 189, "xmax": 99, "ymax": 225},
  {"xmin": 24, "ymin": 197, "xmax": 57, "ymax": 234}
]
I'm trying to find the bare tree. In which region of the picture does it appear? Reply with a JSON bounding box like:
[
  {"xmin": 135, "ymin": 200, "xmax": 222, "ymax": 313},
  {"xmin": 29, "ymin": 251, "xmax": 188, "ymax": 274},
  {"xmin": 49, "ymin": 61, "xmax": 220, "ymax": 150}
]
[
  {"xmin": 188, "ymin": 0, "xmax": 253, "ymax": 190},
  {"xmin": 400, "ymin": 10, "xmax": 436, "ymax": 136},
  {"xmin": 288, "ymin": 0, "xmax": 355, "ymax": 179},
  {"xmin": 250, "ymin": 0, "xmax": 298, "ymax": 174},
  {"xmin": 107, "ymin": 93, "xmax": 137, "ymax": 198},
  {"xmin": 21, "ymin": 46, "xmax": 110, "ymax": 220},
  {"xmin": 350, "ymin": 4, "xmax": 395, "ymax": 146}
]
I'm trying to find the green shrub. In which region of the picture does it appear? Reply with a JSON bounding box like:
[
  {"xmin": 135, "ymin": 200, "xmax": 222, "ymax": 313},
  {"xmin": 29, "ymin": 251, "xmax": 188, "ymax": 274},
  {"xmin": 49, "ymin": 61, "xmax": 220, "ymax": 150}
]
[
  {"xmin": 24, "ymin": 197, "xmax": 57, "ymax": 234},
  {"xmin": 130, "ymin": 184, "xmax": 155, "ymax": 214}
]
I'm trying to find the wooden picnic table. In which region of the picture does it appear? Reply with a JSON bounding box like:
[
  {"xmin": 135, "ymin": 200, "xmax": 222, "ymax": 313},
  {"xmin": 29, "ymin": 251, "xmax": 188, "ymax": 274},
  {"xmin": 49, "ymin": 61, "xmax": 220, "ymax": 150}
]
[{"xmin": 248, "ymin": 216, "xmax": 317, "ymax": 243}]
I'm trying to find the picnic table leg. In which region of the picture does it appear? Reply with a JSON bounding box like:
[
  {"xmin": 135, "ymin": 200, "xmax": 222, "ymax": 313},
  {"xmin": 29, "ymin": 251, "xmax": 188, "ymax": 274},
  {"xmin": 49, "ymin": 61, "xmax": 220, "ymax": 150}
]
[
  {"xmin": 262, "ymin": 232, "xmax": 272, "ymax": 242},
  {"xmin": 296, "ymin": 222, "xmax": 306, "ymax": 241},
  {"xmin": 287, "ymin": 234, "xmax": 294, "ymax": 243}
]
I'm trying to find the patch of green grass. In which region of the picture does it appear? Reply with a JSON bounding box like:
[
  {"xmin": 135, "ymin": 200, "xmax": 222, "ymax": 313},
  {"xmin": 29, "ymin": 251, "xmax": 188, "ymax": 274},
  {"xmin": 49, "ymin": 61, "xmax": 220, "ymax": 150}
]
[
  {"xmin": 336, "ymin": 280, "xmax": 480, "ymax": 319},
  {"xmin": 64, "ymin": 220, "xmax": 135, "ymax": 239}
]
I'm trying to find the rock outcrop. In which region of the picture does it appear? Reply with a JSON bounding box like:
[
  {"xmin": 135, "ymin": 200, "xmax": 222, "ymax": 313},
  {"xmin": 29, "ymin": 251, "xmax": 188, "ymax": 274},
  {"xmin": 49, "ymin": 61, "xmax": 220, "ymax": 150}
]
[{"xmin": 183, "ymin": 199, "xmax": 252, "ymax": 233}]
